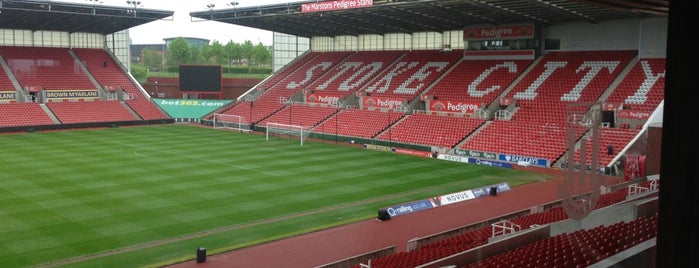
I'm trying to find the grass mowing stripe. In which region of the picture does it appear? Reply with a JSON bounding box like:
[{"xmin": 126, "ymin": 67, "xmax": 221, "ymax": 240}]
[
  {"xmin": 0, "ymin": 124, "xmax": 551, "ymax": 268},
  {"xmin": 43, "ymin": 171, "xmax": 512, "ymax": 268}
]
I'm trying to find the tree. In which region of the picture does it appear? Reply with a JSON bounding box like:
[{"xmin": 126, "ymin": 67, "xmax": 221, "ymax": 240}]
[
  {"xmin": 130, "ymin": 64, "xmax": 148, "ymax": 82},
  {"xmin": 141, "ymin": 47, "xmax": 163, "ymax": 71},
  {"xmin": 190, "ymin": 45, "xmax": 204, "ymax": 64},
  {"xmin": 148, "ymin": 38, "xmax": 270, "ymax": 73},
  {"xmin": 253, "ymin": 42, "xmax": 272, "ymax": 66},
  {"xmin": 201, "ymin": 43, "xmax": 213, "ymax": 63},
  {"xmin": 167, "ymin": 37, "xmax": 194, "ymax": 66},
  {"xmin": 241, "ymin": 40, "xmax": 254, "ymax": 72},
  {"xmin": 224, "ymin": 41, "xmax": 242, "ymax": 70},
  {"xmin": 207, "ymin": 41, "xmax": 226, "ymax": 65}
]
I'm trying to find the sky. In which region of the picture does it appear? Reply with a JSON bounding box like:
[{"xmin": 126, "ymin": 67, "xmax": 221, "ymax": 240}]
[{"xmin": 63, "ymin": 0, "xmax": 293, "ymax": 45}]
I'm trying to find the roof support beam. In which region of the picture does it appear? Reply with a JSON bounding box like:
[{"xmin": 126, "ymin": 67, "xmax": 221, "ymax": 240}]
[
  {"xmin": 523, "ymin": 0, "xmax": 598, "ymax": 24},
  {"xmin": 464, "ymin": 0, "xmax": 549, "ymax": 24},
  {"xmin": 426, "ymin": 1, "xmax": 497, "ymax": 26}
]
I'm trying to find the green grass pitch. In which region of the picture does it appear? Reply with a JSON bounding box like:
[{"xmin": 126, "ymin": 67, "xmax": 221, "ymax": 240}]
[{"xmin": 0, "ymin": 124, "xmax": 550, "ymax": 267}]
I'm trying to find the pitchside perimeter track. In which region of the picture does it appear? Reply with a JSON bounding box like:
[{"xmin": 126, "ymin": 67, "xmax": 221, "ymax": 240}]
[{"xmin": 0, "ymin": 124, "xmax": 550, "ymax": 268}]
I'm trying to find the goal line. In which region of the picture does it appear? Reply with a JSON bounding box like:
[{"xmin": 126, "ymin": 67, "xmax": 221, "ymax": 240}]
[{"xmin": 265, "ymin": 122, "xmax": 310, "ymax": 145}]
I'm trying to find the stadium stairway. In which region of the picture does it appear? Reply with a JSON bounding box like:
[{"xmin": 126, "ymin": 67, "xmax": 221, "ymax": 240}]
[
  {"xmin": 253, "ymin": 50, "xmax": 319, "ymax": 93},
  {"xmin": 450, "ymin": 120, "xmax": 493, "ymax": 153},
  {"xmin": 38, "ymin": 103, "xmax": 61, "ymax": 124}
]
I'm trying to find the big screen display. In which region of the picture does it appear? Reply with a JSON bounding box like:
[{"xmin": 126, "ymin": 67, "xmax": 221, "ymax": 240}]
[{"xmin": 179, "ymin": 65, "xmax": 222, "ymax": 92}]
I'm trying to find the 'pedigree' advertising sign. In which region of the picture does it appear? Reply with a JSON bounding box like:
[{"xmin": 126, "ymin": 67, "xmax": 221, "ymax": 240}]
[
  {"xmin": 306, "ymin": 93, "xmax": 343, "ymax": 106},
  {"xmin": 301, "ymin": 0, "xmax": 373, "ymax": 13},
  {"xmin": 618, "ymin": 110, "xmax": 651, "ymax": 120},
  {"xmin": 463, "ymin": 24, "xmax": 534, "ymax": 41},
  {"xmin": 427, "ymin": 100, "xmax": 480, "ymax": 114},
  {"xmin": 361, "ymin": 96, "xmax": 405, "ymax": 109}
]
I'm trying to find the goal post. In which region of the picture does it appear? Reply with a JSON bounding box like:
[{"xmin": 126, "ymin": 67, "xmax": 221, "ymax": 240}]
[
  {"xmin": 266, "ymin": 122, "xmax": 309, "ymax": 145},
  {"xmin": 213, "ymin": 113, "xmax": 251, "ymax": 132}
]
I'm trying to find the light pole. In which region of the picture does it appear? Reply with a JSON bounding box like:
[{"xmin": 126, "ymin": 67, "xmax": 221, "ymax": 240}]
[
  {"xmin": 126, "ymin": 0, "xmax": 141, "ymax": 8},
  {"xmin": 206, "ymin": 3, "xmax": 216, "ymax": 19},
  {"xmin": 227, "ymin": 1, "xmax": 239, "ymax": 17},
  {"xmin": 154, "ymin": 81, "xmax": 159, "ymax": 98},
  {"xmin": 85, "ymin": 0, "xmax": 101, "ymax": 15},
  {"xmin": 126, "ymin": 0, "xmax": 141, "ymax": 16}
]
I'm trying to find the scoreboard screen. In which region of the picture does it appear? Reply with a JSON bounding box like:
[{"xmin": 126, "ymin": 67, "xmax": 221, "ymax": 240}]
[{"xmin": 179, "ymin": 65, "xmax": 222, "ymax": 92}]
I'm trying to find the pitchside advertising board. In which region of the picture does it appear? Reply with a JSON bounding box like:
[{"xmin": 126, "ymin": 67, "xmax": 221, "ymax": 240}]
[
  {"xmin": 437, "ymin": 153, "xmax": 513, "ymax": 169},
  {"xmin": 364, "ymin": 147, "xmax": 519, "ymax": 168},
  {"xmin": 437, "ymin": 154, "xmax": 469, "ymax": 164},
  {"xmin": 452, "ymin": 148, "xmax": 548, "ymax": 168},
  {"xmin": 498, "ymin": 154, "xmax": 548, "ymax": 168},
  {"xmin": 454, "ymin": 149, "xmax": 497, "ymax": 160},
  {"xmin": 383, "ymin": 183, "xmax": 511, "ymax": 218},
  {"xmin": 472, "ymin": 183, "xmax": 512, "ymax": 198},
  {"xmin": 363, "ymin": 144, "xmax": 432, "ymax": 158},
  {"xmin": 467, "ymin": 158, "xmax": 514, "ymax": 168}
]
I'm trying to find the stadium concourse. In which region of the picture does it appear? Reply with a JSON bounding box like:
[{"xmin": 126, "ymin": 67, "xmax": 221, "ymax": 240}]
[{"xmin": 2, "ymin": 0, "xmax": 694, "ymax": 267}]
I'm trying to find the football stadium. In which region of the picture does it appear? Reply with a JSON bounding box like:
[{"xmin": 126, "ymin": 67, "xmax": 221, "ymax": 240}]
[{"xmin": 0, "ymin": 0, "xmax": 693, "ymax": 267}]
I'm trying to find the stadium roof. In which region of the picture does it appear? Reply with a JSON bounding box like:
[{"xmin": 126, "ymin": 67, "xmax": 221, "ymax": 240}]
[
  {"xmin": 190, "ymin": 0, "xmax": 669, "ymax": 38},
  {"xmin": 0, "ymin": 0, "xmax": 173, "ymax": 35}
]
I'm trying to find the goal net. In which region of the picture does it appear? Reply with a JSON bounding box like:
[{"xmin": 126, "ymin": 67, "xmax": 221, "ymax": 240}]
[
  {"xmin": 266, "ymin": 122, "xmax": 309, "ymax": 145},
  {"xmin": 213, "ymin": 113, "xmax": 250, "ymax": 132}
]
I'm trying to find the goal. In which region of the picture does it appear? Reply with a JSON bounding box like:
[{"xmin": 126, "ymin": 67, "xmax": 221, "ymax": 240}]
[
  {"xmin": 266, "ymin": 122, "xmax": 309, "ymax": 145},
  {"xmin": 213, "ymin": 113, "xmax": 250, "ymax": 132}
]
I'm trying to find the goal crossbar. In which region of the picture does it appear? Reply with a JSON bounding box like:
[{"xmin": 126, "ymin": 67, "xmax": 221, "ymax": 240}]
[
  {"xmin": 213, "ymin": 113, "xmax": 251, "ymax": 132},
  {"xmin": 266, "ymin": 122, "xmax": 309, "ymax": 145}
]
